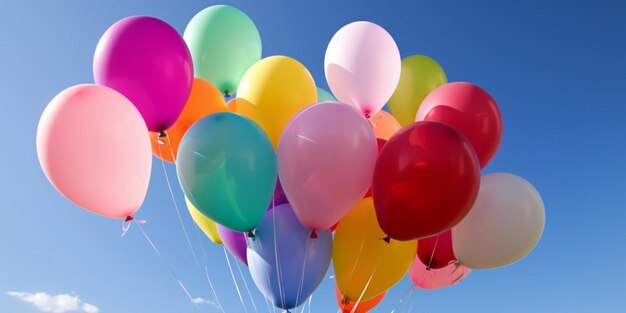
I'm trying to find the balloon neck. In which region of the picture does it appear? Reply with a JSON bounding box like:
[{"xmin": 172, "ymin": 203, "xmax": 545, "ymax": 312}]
[
  {"xmin": 247, "ymin": 230, "xmax": 255, "ymax": 239},
  {"xmin": 341, "ymin": 297, "xmax": 350, "ymax": 305},
  {"xmin": 224, "ymin": 91, "xmax": 231, "ymax": 98},
  {"xmin": 157, "ymin": 131, "xmax": 167, "ymax": 146},
  {"xmin": 309, "ymin": 230, "xmax": 318, "ymax": 239},
  {"xmin": 364, "ymin": 112, "xmax": 371, "ymax": 119},
  {"xmin": 382, "ymin": 236, "xmax": 391, "ymax": 243}
]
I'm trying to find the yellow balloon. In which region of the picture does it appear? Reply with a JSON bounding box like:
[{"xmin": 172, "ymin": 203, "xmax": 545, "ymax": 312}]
[
  {"xmin": 234, "ymin": 55, "xmax": 317, "ymax": 147},
  {"xmin": 387, "ymin": 55, "xmax": 447, "ymax": 126},
  {"xmin": 185, "ymin": 197, "xmax": 222, "ymax": 244},
  {"xmin": 333, "ymin": 198, "xmax": 417, "ymax": 301}
]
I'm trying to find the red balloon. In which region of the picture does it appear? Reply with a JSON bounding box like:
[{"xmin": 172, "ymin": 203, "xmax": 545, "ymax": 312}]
[
  {"xmin": 372, "ymin": 121, "xmax": 480, "ymax": 241},
  {"xmin": 415, "ymin": 82, "xmax": 502, "ymax": 168},
  {"xmin": 417, "ymin": 230, "xmax": 456, "ymax": 269}
]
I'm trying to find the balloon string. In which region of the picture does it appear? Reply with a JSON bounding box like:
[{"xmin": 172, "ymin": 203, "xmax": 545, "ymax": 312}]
[
  {"xmin": 294, "ymin": 237, "xmax": 310, "ymax": 308},
  {"xmin": 235, "ymin": 260, "xmax": 260, "ymax": 313},
  {"xmin": 426, "ymin": 234, "xmax": 440, "ymax": 270},
  {"xmin": 389, "ymin": 285, "xmax": 417, "ymax": 313},
  {"xmin": 307, "ymin": 295, "xmax": 312, "ymax": 313},
  {"xmin": 162, "ymin": 135, "xmax": 227, "ymax": 313},
  {"xmin": 349, "ymin": 246, "xmax": 386, "ymax": 313},
  {"xmin": 340, "ymin": 206, "xmax": 368, "ymax": 301},
  {"xmin": 135, "ymin": 223, "xmax": 203, "ymax": 313},
  {"xmin": 272, "ymin": 196, "xmax": 288, "ymax": 309},
  {"xmin": 223, "ymin": 246, "xmax": 250, "ymax": 313},
  {"xmin": 121, "ymin": 216, "xmax": 146, "ymax": 237}
]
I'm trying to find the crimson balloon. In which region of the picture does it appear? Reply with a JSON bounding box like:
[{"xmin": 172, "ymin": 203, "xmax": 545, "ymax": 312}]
[
  {"xmin": 417, "ymin": 230, "xmax": 456, "ymax": 269},
  {"xmin": 415, "ymin": 82, "xmax": 502, "ymax": 168},
  {"xmin": 372, "ymin": 121, "xmax": 480, "ymax": 241}
]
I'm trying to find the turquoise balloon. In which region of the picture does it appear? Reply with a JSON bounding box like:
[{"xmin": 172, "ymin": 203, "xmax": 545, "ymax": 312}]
[
  {"xmin": 316, "ymin": 87, "xmax": 337, "ymax": 102},
  {"xmin": 184, "ymin": 5, "xmax": 262, "ymax": 95},
  {"xmin": 176, "ymin": 112, "xmax": 277, "ymax": 232}
]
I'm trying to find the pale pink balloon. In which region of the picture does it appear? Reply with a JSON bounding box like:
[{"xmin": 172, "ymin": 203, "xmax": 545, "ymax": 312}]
[
  {"xmin": 277, "ymin": 102, "xmax": 377, "ymax": 230},
  {"xmin": 409, "ymin": 255, "xmax": 471, "ymax": 290},
  {"xmin": 37, "ymin": 84, "xmax": 152, "ymax": 219},
  {"xmin": 325, "ymin": 21, "xmax": 401, "ymax": 116}
]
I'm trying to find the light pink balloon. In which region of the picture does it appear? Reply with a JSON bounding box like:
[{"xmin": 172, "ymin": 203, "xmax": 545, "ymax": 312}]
[
  {"xmin": 37, "ymin": 84, "xmax": 152, "ymax": 219},
  {"xmin": 409, "ymin": 255, "xmax": 471, "ymax": 290},
  {"xmin": 325, "ymin": 21, "xmax": 401, "ymax": 116},
  {"xmin": 277, "ymin": 102, "xmax": 377, "ymax": 230}
]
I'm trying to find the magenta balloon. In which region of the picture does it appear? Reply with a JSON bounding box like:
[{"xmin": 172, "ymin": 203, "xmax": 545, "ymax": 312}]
[
  {"xmin": 277, "ymin": 102, "xmax": 377, "ymax": 230},
  {"xmin": 94, "ymin": 16, "xmax": 193, "ymax": 132},
  {"xmin": 409, "ymin": 255, "xmax": 471, "ymax": 290},
  {"xmin": 217, "ymin": 224, "xmax": 248, "ymax": 266}
]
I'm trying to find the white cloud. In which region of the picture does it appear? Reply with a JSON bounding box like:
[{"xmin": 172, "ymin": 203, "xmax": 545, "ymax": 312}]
[
  {"xmin": 7, "ymin": 291, "xmax": 99, "ymax": 313},
  {"xmin": 191, "ymin": 297, "xmax": 219, "ymax": 308}
]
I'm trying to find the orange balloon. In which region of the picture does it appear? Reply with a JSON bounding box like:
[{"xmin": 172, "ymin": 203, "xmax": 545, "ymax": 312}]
[
  {"xmin": 368, "ymin": 111, "xmax": 402, "ymax": 140},
  {"xmin": 150, "ymin": 78, "xmax": 227, "ymax": 163},
  {"xmin": 334, "ymin": 284, "xmax": 386, "ymax": 313}
]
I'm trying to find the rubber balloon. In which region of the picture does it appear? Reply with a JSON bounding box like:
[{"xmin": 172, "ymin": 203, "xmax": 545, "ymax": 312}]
[
  {"xmin": 94, "ymin": 16, "xmax": 193, "ymax": 132},
  {"xmin": 373, "ymin": 121, "xmax": 480, "ymax": 241},
  {"xmin": 184, "ymin": 5, "xmax": 261, "ymax": 95},
  {"xmin": 186, "ymin": 197, "xmax": 222, "ymax": 244},
  {"xmin": 316, "ymin": 87, "xmax": 336, "ymax": 102},
  {"xmin": 416, "ymin": 82, "xmax": 503, "ymax": 168},
  {"xmin": 150, "ymin": 78, "xmax": 227, "ymax": 163},
  {"xmin": 234, "ymin": 56, "xmax": 317, "ymax": 147},
  {"xmin": 325, "ymin": 21, "xmax": 400, "ymax": 116},
  {"xmin": 452, "ymin": 173, "xmax": 545, "ymax": 269},
  {"xmin": 217, "ymin": 224, "xmax": 248, "ymax": 265},
  {"xmin": 176, "ymin": 112, "xmax": 277, "ymax": 232},
  {"xmin": 334, "ymin": 198, "xmax": 417, "ymax": 301},
  {"xmin": 278, "ymin": 102, "xmax": 377, "ymax": 230},
  {"xmin": 388, "ymin": 55, "xmax": 447, "ymax": 126},
  {"xmin": 409, "ymin": 256, "xmax": 471, "ymax": 290},
  {"xmin": 37, "ymin": 84, "xmax": 152, "ymax": 219},
  {"xmin": 335, "ymin": 285, "xmax": 385, "ymax": 313},
  {"xmin": 369, "ymin": 110, "xmax": 402, "ymax": 140},
  {"xmin": 417, "ymin": 230, "xmax": 456, "ymax": 269},
  {"xmin": 248, "ymin": 204, "xmax": 332, "ymax": 310}
]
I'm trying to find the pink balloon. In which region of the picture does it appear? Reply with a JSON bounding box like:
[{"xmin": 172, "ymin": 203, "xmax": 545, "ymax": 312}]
[
  {"xmin": 409, "ymin": 255, "xmax": 471, "ymax": 290},
  {"xmin": 325, "ymin": 21, "xmax": 401, "ymax": 116},
  {"xmin": 37, "ymin": 84, "xmax": 152, "ymax": 219},
  {"xmin": 277, "ymin": 102, "xmax": 377, "ymax": 230}
]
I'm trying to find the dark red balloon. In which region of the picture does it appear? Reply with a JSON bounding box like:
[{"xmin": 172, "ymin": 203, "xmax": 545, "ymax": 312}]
[
  {"xmin": 372, "ymin": 121, "xmax": 480, "ymax": 241},
  {"xmin": 415, "ymin": 82, "xmax": 503, "ymax": 168},
  {"xmin": 417, "ymin": 230, "xmax": 456, "ymax": 269}
]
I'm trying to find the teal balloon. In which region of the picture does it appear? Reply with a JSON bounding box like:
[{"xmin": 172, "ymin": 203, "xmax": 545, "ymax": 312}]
[
  {"xmin": 316, "ymin": 87, "xmax": 336, "ymax": 102},
  {"xmin": 184, "ymin": 5, "xmax": 262, "ymax": 95},
  {"xmin": 176, "ymin": 112, "xmax": 277, "ymax": 232}
]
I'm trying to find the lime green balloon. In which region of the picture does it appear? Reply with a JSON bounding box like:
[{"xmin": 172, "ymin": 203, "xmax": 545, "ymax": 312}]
[
  {"xmin": 184, "ymin": 5, "xmax": 262, "ymax": 95},
  {"xmin": 316, "ymin": 87, "xmax": 337, "ymax": 102},
  {"xmin": 388, "ymin": 55, "xmax": 447, "ymax": 126},
  {"xmin": 176, "ymin": 112, "xmax": 277, "ymax": 232}
]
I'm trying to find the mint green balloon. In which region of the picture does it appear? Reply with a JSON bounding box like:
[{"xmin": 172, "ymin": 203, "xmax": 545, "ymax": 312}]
[
  {"xmin": 316, "ymin": 87, "xmax": 337, "ymax": 102},
  {"xmin": 184, "ymin": 5, "xmax": 262, "ymax": 95},
  {"xmin": 176, "ymin": 112, "xmax": 277, "ymax": 232}
]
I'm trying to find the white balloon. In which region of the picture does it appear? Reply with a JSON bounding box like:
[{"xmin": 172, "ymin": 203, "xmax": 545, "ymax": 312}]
[{"xmin": 452, "ymin": 173, "xmax": 545, "ymax": 269}]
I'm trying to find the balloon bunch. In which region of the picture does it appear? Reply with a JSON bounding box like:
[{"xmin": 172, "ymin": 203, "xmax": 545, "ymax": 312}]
[{"xmin": 36, "ymin": 5, "xmax": 545, "ymax": 312}]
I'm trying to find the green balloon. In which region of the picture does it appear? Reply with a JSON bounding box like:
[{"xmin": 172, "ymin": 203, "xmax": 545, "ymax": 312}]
[
  {"xmin": 316, "ymin": 87, "xmax": 337, "ymax": 102},
  {"xmin": 176, "ymin": 112, "xmax": 277, "ymax": 232},
  {"xmin": 184, "ymin": 5, "xmax": 262, "ymax": 95}
]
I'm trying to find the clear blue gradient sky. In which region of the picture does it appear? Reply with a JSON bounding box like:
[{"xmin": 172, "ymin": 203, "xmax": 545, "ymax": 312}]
[{"xmin": 1, "ymin": 1, "xmax": 625, "ymax": 312}]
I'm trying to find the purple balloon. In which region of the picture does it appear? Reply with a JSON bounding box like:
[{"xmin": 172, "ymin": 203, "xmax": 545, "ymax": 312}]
[
  {"xmin": 94, "ymin": 16, "xmax": 193, "ymax": 132},
  {"xmin": 218, "ymin": 179, "xmax": 288, "ymax": 266},
  {"xmin": 217, "ymin": 224, "xmax": 248, "ymax": 266}
]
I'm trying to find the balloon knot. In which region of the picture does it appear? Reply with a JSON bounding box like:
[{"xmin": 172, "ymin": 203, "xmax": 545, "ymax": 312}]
[
  {"xmin": 310, "ymin": 230, "xmax": 318, "ymax": 239},
  {"xmin": 341, "ymin": 297, "xmax": 350, "ymax": 305},
  {"xmin": 157, "ymin": 131, "xmax": 167, "ymax": 146},
  {"xmin": 224, "ymin": 91, "xmax": 231, "ymax": 98},
  {"xmin": 382, "ymin": 236, "xmax": 391, "ymax": 243},
  {"xmin": 247, "ymin": 230, "xmax": 255, "ymax": 238},
  {"xmin": 364, "ymin": 113, "xmax": 371, "ymax": 119},
  {"xmin": 124, "ymin": 216, "xmax": 134, "ymax": 222}
]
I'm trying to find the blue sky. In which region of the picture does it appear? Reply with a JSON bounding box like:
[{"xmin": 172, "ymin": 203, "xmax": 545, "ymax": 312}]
[{"xmin": 1, "ymin": 0, "xmax": 625, "ymax": 312}]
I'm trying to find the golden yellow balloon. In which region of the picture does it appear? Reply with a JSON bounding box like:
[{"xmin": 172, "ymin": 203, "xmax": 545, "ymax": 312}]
[
  {"xmin": 234, "ymin": 55, "xmax": 317, "ymax": 147},
  {"xmin": 388, "ymin": 55, "xmax": 447, "ymax": 126},
  {"xmin": 333, "ymin": 198, "xmax": 417, "ymax": 301},
  {"xmin": 185, "ymin": 197, "xmax": 222, "ymax": 244}
]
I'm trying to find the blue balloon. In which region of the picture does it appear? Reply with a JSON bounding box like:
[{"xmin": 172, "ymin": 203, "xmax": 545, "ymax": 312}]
[{"xmin": 247, "ymin": 204, "xmax": 332, "ymax": 310}]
